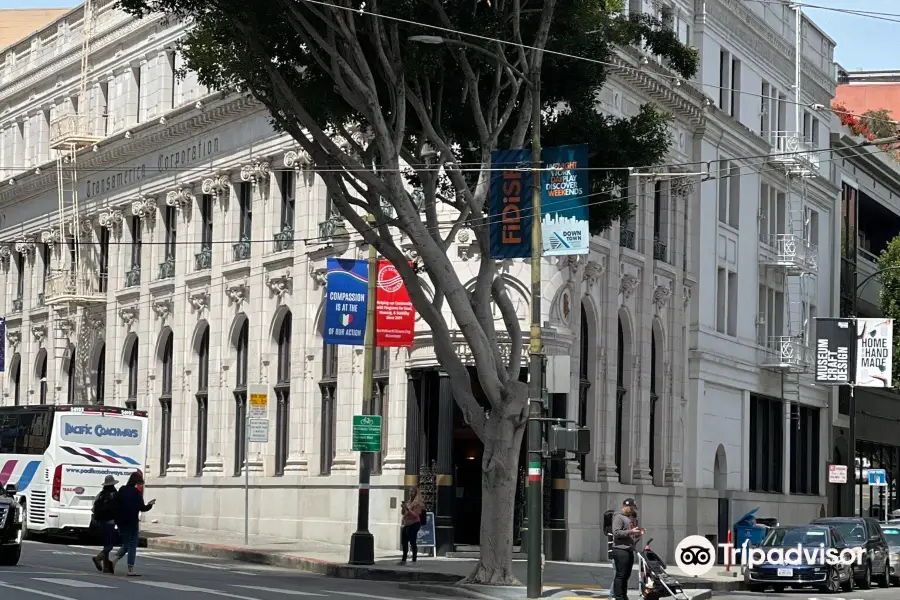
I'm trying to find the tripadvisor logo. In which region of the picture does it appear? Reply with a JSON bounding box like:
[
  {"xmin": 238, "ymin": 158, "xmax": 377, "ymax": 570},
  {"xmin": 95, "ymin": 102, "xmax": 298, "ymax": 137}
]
[{"xmin": 674, "ymin": 535, "xmax": 865, "ymax": 577}]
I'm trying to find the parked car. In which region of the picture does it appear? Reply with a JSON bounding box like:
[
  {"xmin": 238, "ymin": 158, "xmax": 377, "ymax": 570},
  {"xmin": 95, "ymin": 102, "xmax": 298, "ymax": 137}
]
[
  {"xmin": 744, "ymin": 525, "xmax": 855, "ymax": 593},
  {"xmin": 880, "ymin": 524, "xmax": 900, "ymax": 585},
  {"xmin": 811, "ymin": 516, "xmax": 891, "ymax": 588},
  {"xmin": 0, "ymin": 483, "xmax": 23, "ymax": 566}
]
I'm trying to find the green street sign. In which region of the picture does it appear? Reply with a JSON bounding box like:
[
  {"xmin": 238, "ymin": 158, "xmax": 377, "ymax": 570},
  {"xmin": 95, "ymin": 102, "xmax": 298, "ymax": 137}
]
[{"xmin": 352, "ymin": 414, "xmax": 382, "ymax": 452}]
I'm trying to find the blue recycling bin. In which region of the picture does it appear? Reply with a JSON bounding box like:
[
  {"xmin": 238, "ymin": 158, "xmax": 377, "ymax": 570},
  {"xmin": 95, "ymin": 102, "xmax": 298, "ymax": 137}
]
[{"xmin": 733, "ymin": 507, "xmax": 769, "ymax": 559}]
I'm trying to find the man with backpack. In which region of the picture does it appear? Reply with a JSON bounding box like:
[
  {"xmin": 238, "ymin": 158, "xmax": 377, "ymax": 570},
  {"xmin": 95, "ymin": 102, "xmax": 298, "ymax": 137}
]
[
  {"xmin": 91, "ymin": 475, "xmax": 119, "ymax": 574},
  {"xmin": 609, "ymin": 498, "xmax": 644, "ymax": 600}
]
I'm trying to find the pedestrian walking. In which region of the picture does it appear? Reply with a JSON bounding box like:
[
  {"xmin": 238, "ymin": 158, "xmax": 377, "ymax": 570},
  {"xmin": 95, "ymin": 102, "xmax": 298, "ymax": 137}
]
[
  {"xmin": 111, "ymin": 471, "xmax": 155, "ymax": 576},
  {"xmin": 90, "ymin": 475, "xmax": 119, "ymax": 573},
  {"xmin": 610, "ymin": 498, "xmax": 644, "ymax": 600},
  {"xmin": 399, "ymin": 486, "xmax": 426, "ymax": 564}
]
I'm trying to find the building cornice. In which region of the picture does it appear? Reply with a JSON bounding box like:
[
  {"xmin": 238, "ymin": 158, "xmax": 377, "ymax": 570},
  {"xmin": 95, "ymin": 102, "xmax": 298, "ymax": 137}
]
[
  {"xmin": 700, "ymin": 0, "xmax": 836, "ymax": 106},
  {"xmin": 0, "ymin": 92, "xmax": 262, "ymax": 205}
]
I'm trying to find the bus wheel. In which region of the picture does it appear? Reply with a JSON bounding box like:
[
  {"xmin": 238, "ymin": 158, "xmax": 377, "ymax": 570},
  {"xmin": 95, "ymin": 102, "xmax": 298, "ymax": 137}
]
[{"xmin": 0, "ymin": 544, "xmax": 21, "ymax": 566}]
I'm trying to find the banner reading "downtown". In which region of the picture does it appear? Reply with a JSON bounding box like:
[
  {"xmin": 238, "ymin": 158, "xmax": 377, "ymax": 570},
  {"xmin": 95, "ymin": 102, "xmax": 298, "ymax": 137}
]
[{"xmin": 541, "ymin": 144, "xmax": 589, "ymax": 256}]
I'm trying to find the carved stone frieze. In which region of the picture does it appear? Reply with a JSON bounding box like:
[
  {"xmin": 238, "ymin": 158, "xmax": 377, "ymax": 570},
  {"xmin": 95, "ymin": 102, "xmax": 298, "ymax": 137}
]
[
  {"xmin": 310, "ymin": 267, "xmax": 327, "ymax": 289},
  {"xmin": 119, "ymin": 306, "xmax": 138, "ymax": 326},
  {"xmin": 57, "ymin": 319, "xmax": 75, "ymax": 337},
  {"xmin": 189, "ymin": 290, "xmax": 209, "ymax": 313},
  {"xmin": 226, "ymin": 282, "xmax": 248, "ymax": 306},
  {"xmin": 583, "ymin": 259, "xmax": 605, "ymax": 289},
  {"xmin": 14, "ymin": 235, "xmax": 35, "ymax": 255},
  {"xmin": 166, "ymin": 187, "xmax": 194, "ymax": 211},
  {"xmin": 619, "ymin": 274, "xmax": 639, "ymax": 300},
  {"xmin": 201, "ymin": 174, "xmax": 229, "ymax": 196},
  {"xmin": 98, "ymin": 209, "xmax": 124, "ymax": 235},
  {"xmin": 266, "ymin": 273, "xmax": 292, "ymax": 297},
  {"xmin": 6, "ymin": 329, "xmax": 20, "ymax": 348},
  {"xmin": 66, "ymin": 217, "xmax": 93, "ymax": 236},
  {"xmin": 40, "ymin": 229, "xmax": 61, "ymax": 247},
  {"xmin": 670, "ymin": 176, "xmax": 695, "ymax": 197},
  {"xmin": 683, "ymin": 285, "xmax": 692, "ymax": 310},
  {"xmin": 240, "ymin": 160, "xmax": 271, "ymax": 184},
  {"xmin": 131, "ymin": 197, "xmax": 157, "ymax": 222},
  {"xmin": 653, "ymin": 284, "xmax": 672, "ymax": 312},
  {"xmin": 0, "ymin": 244, "xmax": 8, "ymax": 264},
  {"xmin": 283, "ymin": 149, "xmax": 310, "ymax": 169},
  {"xmin": 152, "ymin": 298, "xmax": 172, "ymax": 320},
  {"xmin": 31, "ymin": 323, "xmax": 46, "ymax": 343}
]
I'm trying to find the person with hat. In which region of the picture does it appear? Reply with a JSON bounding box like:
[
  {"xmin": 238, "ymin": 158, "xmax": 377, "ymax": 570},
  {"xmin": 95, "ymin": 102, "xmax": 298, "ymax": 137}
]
[
  {"xmin": 91, "ymin": 475, "xmax": 120, "ymax": 573},
  {"xmin": 610, "ymin": 498, "xmax": 644, "ymax": 600}
]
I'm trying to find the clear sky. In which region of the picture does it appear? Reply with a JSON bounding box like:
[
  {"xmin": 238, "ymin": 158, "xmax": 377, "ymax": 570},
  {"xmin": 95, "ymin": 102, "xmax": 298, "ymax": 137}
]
[{"xmin": 0, "ymin": 0, "xmax": 895, "ymax": 71}]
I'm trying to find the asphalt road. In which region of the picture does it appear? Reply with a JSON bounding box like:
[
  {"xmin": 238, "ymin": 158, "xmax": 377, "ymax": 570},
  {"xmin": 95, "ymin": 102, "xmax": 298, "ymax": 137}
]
[
  {"xmin": 0, "ymin": 539, "xmax": 452, "ymax": 600},
  {"xmin": 712, "ymin": 588, "xmax": 900, "ymax": 600}
]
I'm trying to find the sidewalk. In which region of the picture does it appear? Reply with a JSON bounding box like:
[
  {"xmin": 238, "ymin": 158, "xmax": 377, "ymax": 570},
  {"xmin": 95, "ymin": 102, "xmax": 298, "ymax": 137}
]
[{"xmin": 141, "ymin": 524, "xmax": 742, "ymax": 593}]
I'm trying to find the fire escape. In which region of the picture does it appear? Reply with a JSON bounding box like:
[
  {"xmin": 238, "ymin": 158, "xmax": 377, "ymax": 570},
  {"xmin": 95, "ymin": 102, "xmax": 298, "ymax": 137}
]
[
  {"xmin": 758, "ymin": 3, "xmax": 817, "ymax": 410},
  {"xmin": 45, "ymin": 0, "xmax": 106, "ymax": 404}
]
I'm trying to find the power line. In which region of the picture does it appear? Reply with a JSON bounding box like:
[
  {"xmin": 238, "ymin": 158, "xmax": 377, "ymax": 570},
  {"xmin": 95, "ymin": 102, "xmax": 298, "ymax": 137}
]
[{"xmin": 299, "ymin": 0, "xmax": 898, "ymax": 126}]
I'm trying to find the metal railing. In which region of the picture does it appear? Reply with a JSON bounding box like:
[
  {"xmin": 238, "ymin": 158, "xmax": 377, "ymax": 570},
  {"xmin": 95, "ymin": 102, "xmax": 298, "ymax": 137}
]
[
  {"xmin": 195, "ymin": 246, "xmax": 212, "ymax": 271},
  {"xmin": 274, "ymin": 226, "xmax": 294, "ymax": 252},
  {"xmin": 124, "ymin": 265, "xmax": 141, "ymax": 288},
  {"xmin": 11, "ymin": 297, "xmax": 22, "ymax": 313},
  {"xmin": 318, "ymin": 215, "xmax": 348, "ymax": 239},
  {"xmin": 759, "ymin": 336, "xmax": 813, "ymax": 371},
  {"xmin": 44, "ymin": 271, "xmax": 108, "ymax": 304},
  {"xmin": 760, "ymin": 233, "xmax": 818, "ymax": 272},
  {"xmin": 49, "ymin": 114, "xmax": 102, "ymax": 149},
  {"xmin": 619, "ymin": 226, "xmax": 636, "ymax": 250},
  {"xmin": 233, "ymin": 237, "xmax": 251, "ymax": 261},
  {"xmin": 653, "ymin": 237, "xmax": 668, "ymax": 262},
  {"xmin": 158, "ymin": 256, "xmax": 175, "ymax": 280},
  {"xmin": 766, "ymin": 131, "xmax": 820, "ymax": 170},
  {"xmin": 37, "ymin": 293, "xmax": 45, "ymax": 307}
]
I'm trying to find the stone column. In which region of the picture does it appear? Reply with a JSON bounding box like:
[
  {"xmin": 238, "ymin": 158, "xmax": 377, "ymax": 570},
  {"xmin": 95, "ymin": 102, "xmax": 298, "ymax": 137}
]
[
  {"xmin": 403, "ymin": 370, "xmax": 421, "ymax": 497},
  {"xmin": 435, "ymin": 370, "xmax": 455, "ymax": 555}
]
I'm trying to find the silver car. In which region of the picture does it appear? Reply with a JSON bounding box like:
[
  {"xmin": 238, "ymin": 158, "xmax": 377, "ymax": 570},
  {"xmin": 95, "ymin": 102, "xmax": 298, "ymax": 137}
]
[{"xmin": 881, "ymin": 524, "xmax": 900, "ymax": 584}]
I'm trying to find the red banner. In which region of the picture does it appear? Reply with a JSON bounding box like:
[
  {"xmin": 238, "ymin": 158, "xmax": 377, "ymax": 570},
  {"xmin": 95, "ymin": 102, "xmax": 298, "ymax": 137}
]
[{"xmin": 375, "ymin": 260, "xmax": 416, "ymax": 347}]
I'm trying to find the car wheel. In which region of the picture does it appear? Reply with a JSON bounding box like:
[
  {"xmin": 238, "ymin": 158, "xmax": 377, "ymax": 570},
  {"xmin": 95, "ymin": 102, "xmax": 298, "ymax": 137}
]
[
  {"xmin": 819, "ymin": 568, "xmax": 841, "ymax": 594},
  {"xmin": 0, "ymin": 544, "xmax": 21, "ymax": 566},
  {"xmin": 878, "ymin": 560, "xmax": 891, "ymax": 587},
  {"xmin": 858, "ymin": 562, "xmax": 873, "ymax": 589},
  {"xmin": 842, "ymin": 571, "xmax": 855, "ymax": 592}
]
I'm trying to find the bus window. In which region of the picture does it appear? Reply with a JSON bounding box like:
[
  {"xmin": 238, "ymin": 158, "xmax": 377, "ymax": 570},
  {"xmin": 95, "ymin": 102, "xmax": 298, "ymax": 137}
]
[{"xmin": 0, "ymin": 410, "xmax": 53, "ymax": 455}]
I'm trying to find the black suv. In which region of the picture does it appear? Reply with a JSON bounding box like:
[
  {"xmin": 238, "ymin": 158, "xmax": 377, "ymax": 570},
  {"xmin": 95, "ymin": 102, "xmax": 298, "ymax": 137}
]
[
  {"xmin": 0, "ymin": 483, "xmax": 23, "ymax": 566},
  {"xmin": 811, "ymin": 517, "xmax": 891, "ymax": 588}
]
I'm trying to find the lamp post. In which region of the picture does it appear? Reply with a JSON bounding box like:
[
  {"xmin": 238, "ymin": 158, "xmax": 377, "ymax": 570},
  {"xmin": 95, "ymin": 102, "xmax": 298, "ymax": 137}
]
[{"xmin": 409, "ymin": 35, "xmax": 545, "ymax": 598}]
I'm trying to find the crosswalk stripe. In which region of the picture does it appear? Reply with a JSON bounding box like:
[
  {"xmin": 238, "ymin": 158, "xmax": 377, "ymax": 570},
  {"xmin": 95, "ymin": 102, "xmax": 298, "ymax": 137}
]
[
  {"xmin": 232, "ymin": 585, "xmax": 327, "ymax": 596},
  {"xmin": 32, "ymin": 578, "xmax": 115, "ymax": 588},
  {"xmin": 334, "ymin": 591, "xmax": 416, "ymax": 600},
  {"xmin": 134, "ymin": 581, "xmax": 265, "ymax": 599},
  {"xmin": 135, "ymin": 553, "xmax": 257, "ymax": 575},
  {"xmin": 0, "ymin": 581, "xmax": 78, "ymax": 600}
]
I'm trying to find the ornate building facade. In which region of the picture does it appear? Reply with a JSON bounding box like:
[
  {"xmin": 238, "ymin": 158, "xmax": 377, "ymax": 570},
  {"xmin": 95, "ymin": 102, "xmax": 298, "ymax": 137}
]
[{"xmin": 0, "ymin": 0, "xmax": 838, "ymax": 561}]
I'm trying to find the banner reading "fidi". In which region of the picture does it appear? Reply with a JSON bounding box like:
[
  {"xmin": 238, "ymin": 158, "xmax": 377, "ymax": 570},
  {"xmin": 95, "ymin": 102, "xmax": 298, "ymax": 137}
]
[{"xmin": 375, "ymin": 260, "xmax": 415, "ymax": 347}]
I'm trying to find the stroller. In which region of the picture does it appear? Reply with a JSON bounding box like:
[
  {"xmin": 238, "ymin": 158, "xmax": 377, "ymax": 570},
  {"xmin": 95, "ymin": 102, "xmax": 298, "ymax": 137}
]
[{"xmin": 636, "ymin": 539, "xmax": 690, "ymax": 600}]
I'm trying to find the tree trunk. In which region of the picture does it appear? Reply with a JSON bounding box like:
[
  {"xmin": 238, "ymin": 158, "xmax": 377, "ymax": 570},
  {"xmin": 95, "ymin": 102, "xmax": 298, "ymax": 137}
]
[{"xmin": 463, "ymin": 382, "xmax": 528, "ymax": 585}]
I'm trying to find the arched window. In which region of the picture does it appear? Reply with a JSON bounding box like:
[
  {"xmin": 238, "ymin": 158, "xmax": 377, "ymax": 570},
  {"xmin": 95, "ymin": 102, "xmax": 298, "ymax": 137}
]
[
  {"xmin": 319, "ymin": 340, "xmax": 338, "ymax": 476},
  {"xmin": 650, "ymin": 329, "xmax": 658, "ymax": 482},
  {"xmin": 233, "ymin": 319, "xmax": 249, "ymax": 476},
  {"xmin": 578, "ymin": 305, "xmax": 590, "ymax": 480},
  {"xmin": 616, "ymin": 318, "xmax": 626, "ymax": 482},
  {"xmin": 67, "ymin": 345, "xmax": 76, "ymax": 404},
  {"xmin": 96, "ymin": 345, "xmax": 106, "ymax": 405},
  {"xmin": 196, "ymin": 325, "xmax": 210, "ymax": 476},
  {"xmin": 159, "ymin": 332, "xmax": 174, "ymax": 476},
  {"xmin": 11, "ymin": 354, "xmax": 21, "ymax": 406},
  {"xmin": 127, "ymin": 338, "xmax": 139, "ymax": 410},
  {"xmin": 37, "ymin": 351, "xmax": 48, "ymax": 405},
  {"xmin": 275, "ymin": 313, "xmax": 292, "ymax": 476}
]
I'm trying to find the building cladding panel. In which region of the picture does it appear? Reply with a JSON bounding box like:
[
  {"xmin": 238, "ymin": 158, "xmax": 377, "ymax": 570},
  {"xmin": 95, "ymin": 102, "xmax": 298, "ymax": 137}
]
[{"xmin": 0, "ymin": 0, "xmax": 840, "ymax": 561}]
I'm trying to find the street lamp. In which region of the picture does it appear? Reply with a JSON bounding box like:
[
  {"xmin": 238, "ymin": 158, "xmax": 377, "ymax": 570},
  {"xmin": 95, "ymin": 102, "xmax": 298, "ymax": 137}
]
[{"xmin": 409, "ymin": 35, "xmax": 545, "ymax": 598}]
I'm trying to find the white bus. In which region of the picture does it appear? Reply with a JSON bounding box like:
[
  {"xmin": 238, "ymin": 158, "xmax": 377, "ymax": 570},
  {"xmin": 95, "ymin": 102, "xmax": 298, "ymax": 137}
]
[{"xmin": 0, "ymin": 405, "xmax": 148, "ymax": 536}]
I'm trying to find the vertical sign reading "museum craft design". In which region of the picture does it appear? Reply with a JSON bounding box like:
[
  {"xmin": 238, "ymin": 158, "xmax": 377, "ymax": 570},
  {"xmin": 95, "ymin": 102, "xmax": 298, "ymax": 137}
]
[
  {"xmin": 375, "ymin": 260, "xmax": 416, "ymax": 347},
  {"xmin": 856, "ymin": 318, "xmax": 894, "ymax": 388},
  {"xmin": 541, "ymin": 144, "xmax": 590, "ymax": 256},
  {"xmin": 323, "ymin": 258, "xmax": 368, "ymax": 346},
  {"xmin": 814, "ymin": 318, "xmax": 853, "ymax": 384},
  {"xmin": 489, "ymin": 149, "xmax": 533, "ymax": 260}
]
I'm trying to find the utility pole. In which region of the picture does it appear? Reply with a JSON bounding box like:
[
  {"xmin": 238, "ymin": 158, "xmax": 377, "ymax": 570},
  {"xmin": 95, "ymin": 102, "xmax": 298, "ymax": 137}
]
[
  {"xmin": 526, "ymin": 70, "xmax": 544, "ymax": 599},
  {"xmin": 349, "ymin": 216, "xmax": 378, "ymax": 565}
]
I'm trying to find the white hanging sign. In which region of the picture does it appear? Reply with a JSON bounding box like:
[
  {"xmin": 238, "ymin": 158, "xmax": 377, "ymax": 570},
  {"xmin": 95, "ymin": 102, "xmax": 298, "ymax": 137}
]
[{"xmin": 855, "ymin": 318, "xmax": 893, "ymax": 388}]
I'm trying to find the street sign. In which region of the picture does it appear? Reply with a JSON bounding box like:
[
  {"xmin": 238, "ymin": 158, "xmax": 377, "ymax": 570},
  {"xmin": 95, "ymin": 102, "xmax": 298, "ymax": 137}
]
[
  {"xmin": 869, "ymin": 468, "xmax": 887, "ymax": 486},
  {"xmin": 829, "ymin": 464, "xmax": 848, "ymax": 484},
  {"xmin": 248, "ymin": 418, "xmax": 269, "ymax": 443},
  {"xmin": 352, "ymin": 415, "xmax": 382, "ymax": 452},
  {"xmin": 248, "ymin": 384, "xmax": 268, "ymax": 419}
]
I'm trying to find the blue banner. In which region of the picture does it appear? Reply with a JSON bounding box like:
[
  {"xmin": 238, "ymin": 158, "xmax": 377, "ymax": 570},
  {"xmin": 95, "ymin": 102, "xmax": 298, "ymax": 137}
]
[
  {"xmin": 324, "ymin": 258, "xmax": 368, "ymax": 346},
  {"xmin": 541, "ymin": 144, "xmax": 590, "ymax": 256},
  {"xmin": 489, "ymin": 149, "xmax": 533, "ymax": 259},
  {"xmin": 0, "ymin": 317, "xmax": 5, "ymax": 372}
]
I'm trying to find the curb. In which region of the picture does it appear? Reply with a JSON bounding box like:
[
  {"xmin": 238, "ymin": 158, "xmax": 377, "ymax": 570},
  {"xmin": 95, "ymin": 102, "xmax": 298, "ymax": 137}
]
[
  {"xmin": 144, "ymin": 537, "xmax": 464, "ymax": 583},
  {"xmin": 399, "ymin": 583, "xmax": 506, "ymax": 599}
]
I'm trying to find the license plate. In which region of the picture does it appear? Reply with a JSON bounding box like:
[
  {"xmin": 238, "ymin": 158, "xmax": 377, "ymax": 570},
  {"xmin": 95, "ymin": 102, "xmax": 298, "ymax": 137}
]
[{"xmin": 777, "ymin": 568, "xmax": 793, "ymax": 577}]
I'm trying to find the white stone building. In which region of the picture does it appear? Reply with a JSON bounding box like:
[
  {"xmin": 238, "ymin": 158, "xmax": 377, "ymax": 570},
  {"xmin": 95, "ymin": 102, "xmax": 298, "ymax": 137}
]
[{"xmin": 0, "ymin": 0, "xmax": 839, "ymax": 561}]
